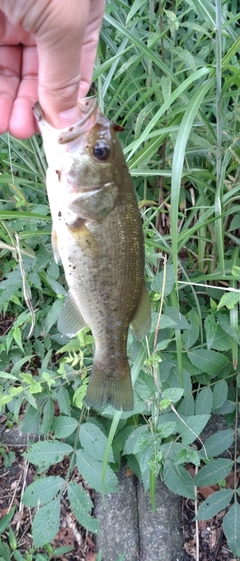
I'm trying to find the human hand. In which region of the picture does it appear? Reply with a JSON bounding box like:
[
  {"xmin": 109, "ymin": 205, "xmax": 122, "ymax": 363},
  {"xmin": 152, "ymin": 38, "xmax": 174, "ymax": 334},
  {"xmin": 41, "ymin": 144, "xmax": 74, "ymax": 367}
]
[{"xmin": 0, "ymin": 0, "xmax": 105, "ymax": 138}]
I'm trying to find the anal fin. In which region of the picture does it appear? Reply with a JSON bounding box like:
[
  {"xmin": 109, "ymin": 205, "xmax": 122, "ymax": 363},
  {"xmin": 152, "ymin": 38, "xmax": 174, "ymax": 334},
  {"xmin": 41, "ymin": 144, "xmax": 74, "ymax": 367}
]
[
  {"xmin": 131, "ymin": 283, "xmax": 151, "ymax": 341},
  {"xmin": 58, "ymin": 291, "xmax": 87, "ymax": 338}
]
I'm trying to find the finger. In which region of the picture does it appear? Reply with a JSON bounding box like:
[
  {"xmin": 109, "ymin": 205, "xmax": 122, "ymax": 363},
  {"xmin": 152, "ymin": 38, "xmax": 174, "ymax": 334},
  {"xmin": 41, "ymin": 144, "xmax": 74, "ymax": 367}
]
[
  {"xmin": 36, "ymin": 0, "xmax": 90, "ymax": 127},
  {"xmin": 9, "ymin": 45, "xmax": 38, "ymax": 138},
  {"xmin": 0, "ymin": 11, "xmax": 35, "ymax": 45},
  {"xmin": 0, "ymin": 45, "xmax": 21, "ymax": 134},
  {"xmin": 78, "ymin": 0, "xmax": 106, "ymax": 98}
]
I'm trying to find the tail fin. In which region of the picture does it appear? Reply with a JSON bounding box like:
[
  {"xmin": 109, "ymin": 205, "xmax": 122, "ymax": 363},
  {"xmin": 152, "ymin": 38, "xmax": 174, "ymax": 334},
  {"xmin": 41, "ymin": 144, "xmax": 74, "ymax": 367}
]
[{"xmin": 85, "ymin": 360, "xmax": 134, "ymax": 411}]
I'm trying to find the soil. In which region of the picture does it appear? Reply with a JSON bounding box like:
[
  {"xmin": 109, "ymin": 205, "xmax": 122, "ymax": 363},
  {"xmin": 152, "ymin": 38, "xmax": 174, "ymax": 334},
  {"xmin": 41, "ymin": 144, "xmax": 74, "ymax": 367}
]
[
  {"xmin": 182, "ymin": 464, "xmax": 239, "ymax": 561},
  {"xmin": 182, "ymin": 496, "xmax": 235, "ymax": 561}
]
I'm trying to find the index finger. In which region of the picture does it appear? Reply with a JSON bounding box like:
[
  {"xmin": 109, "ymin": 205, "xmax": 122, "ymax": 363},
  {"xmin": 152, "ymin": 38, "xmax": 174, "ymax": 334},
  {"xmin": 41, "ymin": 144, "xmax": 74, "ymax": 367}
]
[{"xmin": 0, "ymin": 45, "xmax": 21, "ymax": 134}]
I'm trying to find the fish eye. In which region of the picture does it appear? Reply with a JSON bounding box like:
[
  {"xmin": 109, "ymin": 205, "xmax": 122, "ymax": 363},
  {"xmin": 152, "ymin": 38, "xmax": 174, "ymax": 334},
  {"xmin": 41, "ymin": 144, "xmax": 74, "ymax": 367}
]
[{"xmin": 92, "ymin": 141, "xmax": 110, "ymax": 161}]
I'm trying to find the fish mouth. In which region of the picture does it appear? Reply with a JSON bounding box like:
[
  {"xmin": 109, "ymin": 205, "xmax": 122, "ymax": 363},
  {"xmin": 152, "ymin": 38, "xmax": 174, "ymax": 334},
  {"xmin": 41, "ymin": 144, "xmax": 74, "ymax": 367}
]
[
  {"xmin": 72, "ymin": 188, "xmax": 101, "ymax": 199},
  {"xmin": 70, "ymin": 182, "xmax": 114, "ymax": 198},
  {"xmin": 33, "ymin": 97, "xmax": 98, "ymax": 143},
  {"xmin": 58, "ymin": 97, "xmax": 98, "ymax": 144}
]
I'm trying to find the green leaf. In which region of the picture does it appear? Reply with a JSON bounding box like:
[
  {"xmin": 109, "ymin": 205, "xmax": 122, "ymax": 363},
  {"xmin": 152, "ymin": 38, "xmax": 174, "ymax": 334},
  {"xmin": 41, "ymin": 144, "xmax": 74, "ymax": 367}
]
[
  {"xmin": 210, "ymin": 325, "xmax": 232, "ymax": 352},
  {"xmin": 204, "ymin": 430, "xmax": 234, "ymax": 458},
  {"xmin": 134, "ymin": 371, "xmax": 156, "ymax": 400},
  {"xmin": 79, "ymin": 422, "xmax": 114, "ymax": 462},
  {"xmin": 41, "ymin": 398, "xmax": 54, "ymax": 436},
  {"xmin": 187, "ymin": 349, "xmax": 227, "ymax": 376},
  {"xmin": 76, "ymin": 450, "xmax": 118, "ymax": 493},
  {"xmin": 73, "ymin": 381, "xmax": 88, "ymax": 409},
  {"xmin": 218, "ymin": 314, "xmax": 239, "ymax": 343},
  {"xmin": 44, "ymin": 299, "xmax": 63, "ymax": 334},
  {"xmin": 215, "ymin": 399, "xmax": 236, "ymax": 415},
  {"xmin": 0, "ymin": 371, "xmax": 17, "ymax": 380},
  {"xmin": 51, "ymin": 547, "xmax": 74, "ymax": 557},
  {"xmin": 160, "ymin": 399, "xmax": 171, "ymax": 410},
  {"xmin": 182, "ymin": 308, "xmax": 199, "ymax": 350},
  {"xmin": 13, "ymin": 326, "xmax": 24, "ymax": 352},
  {"xmin": 11, "ymin": 355, "xmax": 33, "ymax": 376},
  {"xmin": 24, "ymin": 441, "xmax": 73, "ymax": 473},
  {"xmin": 149, "ymin": 313, "xmax": 176, "ymax": 331},
  {"xmin": 232, "ymin": 265, "xmax": 240, "ymax": 278},
  {"xmin": 0, "ymin": 508, "xmax": 15, "ymax": 534},
  {"xmin": 223, "ymin": 502, "xmax": 240, "ymax": 557},
  {"xmin": 175, "ymin": 448, "xmax": 200, "ymax": 467},
  {"xmin": 167, "ymin": 367, "xmax": 192, "ymax": 396},
  {"xmin": 123, "ymin": 426, "xmax": 147, "ymax": 455},
  {"xmin": 13, "ymin": 550, "xmax": 25, "ymax": 561},
  {"xmin": 163, "ymin": 307, "xmax": 190, "ymax": 330},
  {"xmin": 177, "ymin": 395, "xmax": 195, "ymax": 416},
  {"xmin": 196, "ymin": 489, "xmax": 233, "ymax": 520},
  {"xmin": 217, "ymin": 291, "xmax": 240, "ymax": 310},
  {"xmin": 0, "ymin": 542, "xmax": 11, "ymax": 561},
  {"xmin": 137, "ymin": 439, "xmax": 155, "ymax": 474},
  {"xmin": 112, "ymin": 425, "xmax": 134, "ymax": 463},
  {"xmin": 194, "ymin": 459, "xmax": 233, "ymax": 487},
  {"xmin": 161, "ymin": 388, "xmax": 184, "ymax": 403},
  {"xmin": 151, "ymin": 264, "xmax": 175, "ymax": 296},
  {"xmin": 0, "ymin": 210, "xmax": 51, "ymax": 220},
  {"xmin": 212, "ymin": 379, "xmax": 228, "ymax": 410},
  {"xmin": 125, "ymin": 0, "xmax": 147, "ymax": 24},
  {"xmin": 163, "ymin": 460, "xmax": 195, "ymax": 499},
  {"xmin": 133, "ymin": 429, "xmax": 152, "ymax": 454},
  {"xmin": 176, "ymin": 415, "xmax": 210, "ymax": 445},
  {"xmin": 204, "ymin": 314, "xmax": 217, "ymax": 349},
  {"xmin": 21, "ymin": 404, "xmax": 41, "ymax": 433},
  {"xmin": 32, "ymin": 496, "xmax": 61, "ymax": 548},
  {"xmin": 51, "ymin": 415, "xmax": 78, "ymax": 438},
  {"xmin": 23, "ymin": 476, "xmax": 64, "ymax": 506},
  {"xmin": 56, "ymin": 386, "xmax": 71, "ymax": 416},
  {"xmin": 195, "ymin": 387, "xmax": 213, "ymax": 415},
  {"xmin": 155, "ymin": 339, "xmax": 172, "ymax": 352},
  {"xmin": 157, "ymin": 422, "xmax": 176, "ymax": 439},
  {"xmin": 68, "ymin": 482, "xmax": 98, "ymax": 533}
]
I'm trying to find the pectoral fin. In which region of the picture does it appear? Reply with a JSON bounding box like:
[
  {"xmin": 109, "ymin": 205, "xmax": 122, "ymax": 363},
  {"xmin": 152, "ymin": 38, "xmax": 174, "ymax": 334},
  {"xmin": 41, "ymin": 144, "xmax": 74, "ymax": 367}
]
[
  {"xmin": 131, "ymin": 283, "xmax": 151, "ymax": 341},
  {"xmin": 51, "ymin": 227, "xmax": 61, "ymax": 263},
  {"xmin": 58, "ymin": 291, "xmax": 87, "ymax": 337},
  {"xmin": 69, "ymin": 223, "xmax": 100, "ymax": 258}
]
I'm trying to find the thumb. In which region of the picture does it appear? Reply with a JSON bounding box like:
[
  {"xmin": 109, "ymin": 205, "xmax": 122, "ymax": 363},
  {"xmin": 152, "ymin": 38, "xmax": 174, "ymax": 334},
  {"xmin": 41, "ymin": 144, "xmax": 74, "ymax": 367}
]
[{"xmin": 36, "ymin": 0, "xmax": 89, "ymax": 127}]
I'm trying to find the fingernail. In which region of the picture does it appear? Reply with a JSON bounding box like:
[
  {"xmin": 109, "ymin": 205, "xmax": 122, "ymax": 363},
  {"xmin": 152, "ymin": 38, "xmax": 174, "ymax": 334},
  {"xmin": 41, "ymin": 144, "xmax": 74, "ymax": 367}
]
[{"xmin": 58, "ymin": 107, "xmax": 80, "ymax": 128}]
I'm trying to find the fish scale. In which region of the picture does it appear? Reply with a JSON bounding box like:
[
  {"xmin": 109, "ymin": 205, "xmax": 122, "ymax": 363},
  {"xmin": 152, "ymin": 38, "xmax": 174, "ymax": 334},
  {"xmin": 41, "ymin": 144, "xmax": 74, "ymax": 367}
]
[{"xmin": 34, "ymin": 97, "xmax": 151, "ymax": 411}]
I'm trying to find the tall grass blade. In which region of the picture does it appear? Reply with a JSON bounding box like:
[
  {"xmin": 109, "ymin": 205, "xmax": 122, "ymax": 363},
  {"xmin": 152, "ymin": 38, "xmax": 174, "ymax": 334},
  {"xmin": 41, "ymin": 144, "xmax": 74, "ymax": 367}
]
[{"xmin": 170, "ymin": 80, "xmax": 213, "ymax": 279}]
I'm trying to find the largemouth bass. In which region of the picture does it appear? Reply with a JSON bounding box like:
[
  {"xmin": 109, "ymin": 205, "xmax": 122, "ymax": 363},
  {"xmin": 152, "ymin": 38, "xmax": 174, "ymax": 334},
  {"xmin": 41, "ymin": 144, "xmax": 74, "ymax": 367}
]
[{"xmin": 34, "ymin": 97, "xmax": 151, "ymax": 411}]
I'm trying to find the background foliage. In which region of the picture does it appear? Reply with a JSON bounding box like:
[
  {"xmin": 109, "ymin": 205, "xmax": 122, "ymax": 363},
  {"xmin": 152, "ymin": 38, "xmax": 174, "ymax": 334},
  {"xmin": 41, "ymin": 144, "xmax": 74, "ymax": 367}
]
[{"xmin": 0, "ymin": 0, "xmax": 240, "ymax": 558}]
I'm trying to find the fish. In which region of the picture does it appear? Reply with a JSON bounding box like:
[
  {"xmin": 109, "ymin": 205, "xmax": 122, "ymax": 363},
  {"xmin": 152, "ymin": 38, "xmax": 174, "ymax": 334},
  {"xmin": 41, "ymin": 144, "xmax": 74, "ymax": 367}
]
[{"xmin": 34, "ymin": 97, "xmax": 151, "ymax": 411}]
